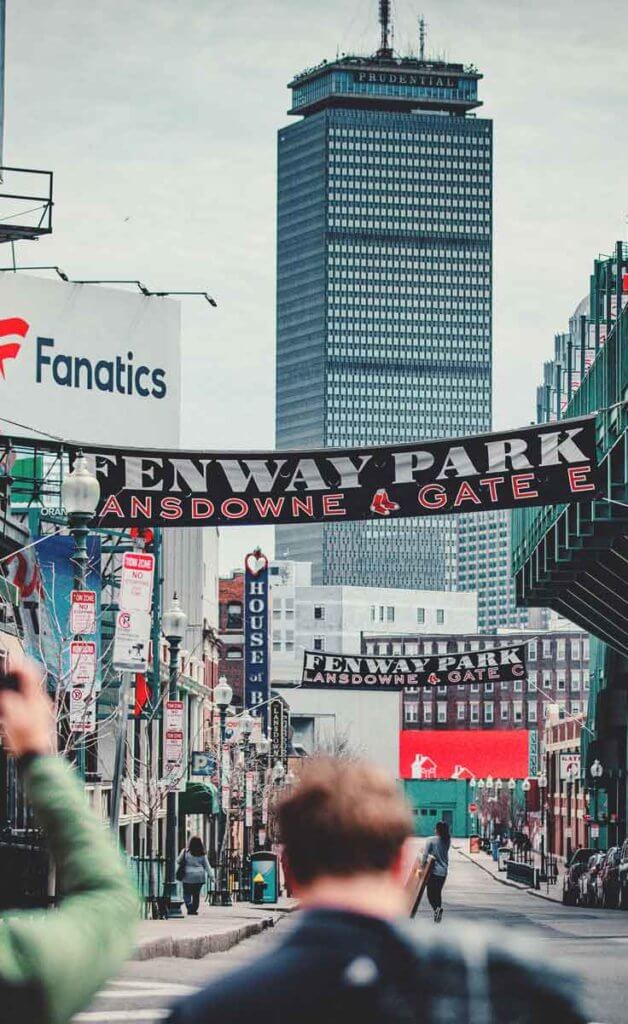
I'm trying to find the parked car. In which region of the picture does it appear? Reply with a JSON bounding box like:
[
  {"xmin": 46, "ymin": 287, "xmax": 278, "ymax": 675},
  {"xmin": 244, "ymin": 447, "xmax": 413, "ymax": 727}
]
[
  {"xmin": 618, "ymin": 838, "xmax": 628, "ymax": 910},
  {"xmin": 562, "ymin": 847, "xmax": 596, "ymax": 905},
  {"xmin": 578, "ymin": 852, "xmax": 605, "ymax": 907},
  {"xmin": 597, "ymin": 847, "xmax": 622, "ymax": 908}
]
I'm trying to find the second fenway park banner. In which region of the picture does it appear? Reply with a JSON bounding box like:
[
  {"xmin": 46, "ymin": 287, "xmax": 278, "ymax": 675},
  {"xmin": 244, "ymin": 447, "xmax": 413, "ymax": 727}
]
[
  {"xmin": 4, "ymin": 414, "xmax": 598, "ymax": 528},
  {"xmin": 300, "ymin": 643, "xmax": 527, "ymax": 691}
]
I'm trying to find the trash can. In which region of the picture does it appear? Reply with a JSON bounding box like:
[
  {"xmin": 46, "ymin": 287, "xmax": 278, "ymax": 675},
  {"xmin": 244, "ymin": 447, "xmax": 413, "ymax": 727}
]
[
  {"xmin": 249, "ymin": 851, "xmax": 279, "ymax": 904},
  {"xmin": 469, "ymin": 834, "xmax": 481, "ymax": 854},
  {"xmin": 497, "ymin": 847, "xmax": 511, "ymax": 872},
  {"xmin": 491, "ymin": 839, "xmax": 500, "ymax": 862}
]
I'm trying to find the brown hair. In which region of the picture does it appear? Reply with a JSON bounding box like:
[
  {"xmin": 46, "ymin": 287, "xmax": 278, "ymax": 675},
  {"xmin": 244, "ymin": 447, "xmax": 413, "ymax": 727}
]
[
  {"xmin": 277, "ymin": 757, "xmax": 412, "ymax": 885},
  {"xmin": 188, "ymin": 836, "xmax": 205, "ymax": 857}
]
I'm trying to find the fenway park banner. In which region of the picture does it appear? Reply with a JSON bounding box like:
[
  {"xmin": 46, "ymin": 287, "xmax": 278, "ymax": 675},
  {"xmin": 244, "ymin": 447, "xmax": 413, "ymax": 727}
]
[
  {"xmin": 3, "ymin": 415, "xmax": 597, "ymax": 528},
  {"xmin": 301, "ymin": 643, "xmax": 527, "ymax": 691}
]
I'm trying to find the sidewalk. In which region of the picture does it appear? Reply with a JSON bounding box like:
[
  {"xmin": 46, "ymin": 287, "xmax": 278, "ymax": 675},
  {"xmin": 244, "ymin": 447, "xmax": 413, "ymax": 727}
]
[
  {"xmin": 454, "ymin": 841, "xmax": 564, "ymax": 905},
  {"xmin": 134, "ymin": 898, "xmax": 297, "ymax": 961}
]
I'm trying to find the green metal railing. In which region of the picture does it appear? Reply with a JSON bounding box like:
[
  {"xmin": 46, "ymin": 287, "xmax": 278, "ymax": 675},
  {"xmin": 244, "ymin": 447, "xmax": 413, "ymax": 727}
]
[
  {"xmin": 512, "ymin": 250, "xmax": 628, "ymax": 574},
  {"xmin": 129, "ymin": 855, "xmax": 165, "ymax": 900}
]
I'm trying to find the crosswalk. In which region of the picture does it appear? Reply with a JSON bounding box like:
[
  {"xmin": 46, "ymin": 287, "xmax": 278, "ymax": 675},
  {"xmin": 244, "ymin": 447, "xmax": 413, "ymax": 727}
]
[{"xmin": 72, "ymin": 979, "xmax": 200, "ymax": 1023}]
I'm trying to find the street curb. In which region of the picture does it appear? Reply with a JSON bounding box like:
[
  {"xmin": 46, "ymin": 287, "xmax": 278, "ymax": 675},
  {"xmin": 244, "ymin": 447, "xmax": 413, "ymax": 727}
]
[
  {"xmin": 455, "ymin": 846, "xmax": 562, "ymax": 906},
  {"xmin": 133, "ymin": 915, "xmax": 274, "ymax": 961},
  {"xmin": 455, "ymin": 846, "xmax": 529, "ymax": 892}
]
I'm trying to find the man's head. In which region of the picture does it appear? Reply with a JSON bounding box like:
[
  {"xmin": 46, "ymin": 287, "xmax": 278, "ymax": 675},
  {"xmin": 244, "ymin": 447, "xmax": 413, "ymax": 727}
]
[{"xmin": 277, "ymin": 757, "xmax": 412, "ymax": 909}]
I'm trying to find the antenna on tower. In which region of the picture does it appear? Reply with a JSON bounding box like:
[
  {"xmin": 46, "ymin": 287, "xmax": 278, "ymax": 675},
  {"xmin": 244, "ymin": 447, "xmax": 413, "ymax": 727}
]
[
  {"xmin": 376, "ymin": 0, "xmax": 393, "ymax": 58},
  {"xmin": 419, "ymin": 14, "xmax": 426, "ymax": 61}
]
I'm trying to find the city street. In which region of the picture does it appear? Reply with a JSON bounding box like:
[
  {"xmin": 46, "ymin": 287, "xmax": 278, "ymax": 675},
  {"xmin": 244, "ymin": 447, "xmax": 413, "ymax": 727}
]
[{"xmin": 75, "ymin": 848, "xmax": 628, "ymax": 1024}]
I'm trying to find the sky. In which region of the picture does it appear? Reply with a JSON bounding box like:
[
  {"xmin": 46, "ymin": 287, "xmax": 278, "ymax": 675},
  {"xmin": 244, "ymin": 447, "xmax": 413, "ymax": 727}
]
[{"xmin": 4, "ymin": 0, "xmax": 628, "ymax": 573}]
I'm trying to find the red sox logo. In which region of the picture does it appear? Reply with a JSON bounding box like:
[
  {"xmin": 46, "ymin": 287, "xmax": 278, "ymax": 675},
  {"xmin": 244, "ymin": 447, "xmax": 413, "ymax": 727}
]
[{"xmin": 0, "ymin": 317, "xmax": 29, "ymax": 379}]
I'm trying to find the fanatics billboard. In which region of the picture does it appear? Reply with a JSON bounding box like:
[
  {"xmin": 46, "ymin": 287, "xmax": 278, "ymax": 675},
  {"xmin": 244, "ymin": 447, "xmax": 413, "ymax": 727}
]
[
  {"xmin": 300, "ymin": 643, "xmax": 527, "ymax": 691},
  {"xmin": 1, "ymin": 415, "xmax": 598, "ymax": 528},
  {"xmin": 0, "ymin": 274, "xmax": 181, "ymax": 447}
]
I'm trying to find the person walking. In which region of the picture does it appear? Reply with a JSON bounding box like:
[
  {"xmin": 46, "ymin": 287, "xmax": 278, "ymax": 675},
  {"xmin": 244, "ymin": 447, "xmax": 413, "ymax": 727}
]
[
  {"xmin": 177, "ymin": 837, "xmax": 214, "ymax": 915},
  {"xmin": 422, "ymin": 820, "xmax": 450, "ymax": 923},
  {"xmin": 0, "ymin": 660, "xmax": 139, "ymax": 1024},
  {"xmin": 167, "ymin": 757, "xmax": 586, "ymax": 1024}
]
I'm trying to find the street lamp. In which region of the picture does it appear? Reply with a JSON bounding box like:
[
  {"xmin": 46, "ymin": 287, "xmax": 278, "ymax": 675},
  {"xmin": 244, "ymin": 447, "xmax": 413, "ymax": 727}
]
[
  {"xmin": 62, "ymin": 453, "xmax": 100, "ymax": 780},
  {"xmin": 256, "ymin": 735, "xmax": 271, "ymax": 758},
  {"xmin": 522, "ymin": 777, "xmax": 531, "ymax": 831},
  {"xmin": 239, "ymin": 710, "xmax": 256, "ymax": 874},
  {"xmin": 162, "ymin": 593, "xmax": 188, "ymax": 918},
  {"xmin": 508, "ymin": 778, "xmax": 516, "ymax": 832},
  {"xmin": 214, "ymin": 676, "xmax": 233, "ymax": 743},
  {"xmin": 477, "ymin": 779, "xmax": 486, "ymax": 838},
  {"xmin": 590, "ymin": 759, "xmax": 604, "ymax": 850},
  {"xmin": 239, "ymin": 710, "xmax": 255, "ymax": 747},
  {"xmin": 213, "ymin": 675, "xmax": 232, "ymax": 905},
  {"xmin": 538, "ymin": 773, "xmax": 548, "ymax": 876}
]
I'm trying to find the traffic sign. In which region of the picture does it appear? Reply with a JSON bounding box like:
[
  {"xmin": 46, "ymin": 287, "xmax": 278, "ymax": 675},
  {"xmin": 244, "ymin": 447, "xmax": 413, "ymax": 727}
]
[
  {"xmin": 468, "ymin": 802, "xmax": 478, "ymax": 813},
  {"xmin": 70, "ymin": 590, "xmax": 96, "ymax": 634},
  {"xmin": 112, "ymin": 609, "xmax": 151, "ymax": 671},
  {"xmin": 70, "ymin": 640, "xmax": 97, "ymax": 686},
  {"xmin": 119, "ymin": 552, "xmax": 155, "ymax": 612}
]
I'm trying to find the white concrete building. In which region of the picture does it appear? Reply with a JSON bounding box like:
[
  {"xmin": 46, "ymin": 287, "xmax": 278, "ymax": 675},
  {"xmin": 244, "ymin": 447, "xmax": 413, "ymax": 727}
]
[
  {"xmin": 268, "ymin": 560, "xmax": 477, "ymax": 777},
  {"xmin": 269, "ymin": 560, "xmax": 477, "ymax": 684}
]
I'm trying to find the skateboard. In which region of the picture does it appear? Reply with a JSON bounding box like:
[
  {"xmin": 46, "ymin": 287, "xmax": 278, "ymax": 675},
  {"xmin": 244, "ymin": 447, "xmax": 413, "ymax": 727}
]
[{"xmin": 405, "ymin": 854, "xmax": 435, "ymax": 917}]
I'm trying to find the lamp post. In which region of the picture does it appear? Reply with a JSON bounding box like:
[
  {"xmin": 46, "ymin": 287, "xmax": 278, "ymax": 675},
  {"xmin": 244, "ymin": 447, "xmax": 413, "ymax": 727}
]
[
  {"xmin": 522, "ymin": 777, "xmax": 531, "ymax": 831},
  {"xmin": 272, "ymin": 760, "xmax": 286, "ymax": 787},
  {"xmin": 469, "ymin": 778, "xmax": 477, "ymax": 835},
  {"xmin": 162, "ymin": 593, "xmax": 188, "ymax": 918},
  {"xmin": 62, "ymin": 453, "xmax": 100, "ymax": 779},
  {"xmin": 538, "ymin": 772, "xmax": 548, "ymax": 877},
  {"xmin": 590, "ymin": 759, "xmax": 603, "ymax": 850},
  {"xmin": 239, "ymin": 710, "xmax": 255, "ymax": 877},
  {"xmin": 214, "ymin": 676, "xmax": 232, "ymax": 903},
  {"xmin": 508, "ymin": 778, "xmax": 516, "ymax": 832},
  {"xmin": 256, "ymin": 734, "xmax": 271, "ymax": 759},
  {"xmin": 477, "ymin": 778, "xmax": 486, "ymax": 839}
]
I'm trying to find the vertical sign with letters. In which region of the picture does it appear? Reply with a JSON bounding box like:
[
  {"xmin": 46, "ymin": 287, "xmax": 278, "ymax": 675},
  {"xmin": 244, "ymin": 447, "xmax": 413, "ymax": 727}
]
[
  {"xmin": 269, "ymin": 697, "xmax": 284, "ymax": 766},
  {"xmin": 244, "ymin": 549, "xmax": 269, "ymax": 724},
  {"xmin": 528, "ymin": 730, "xmax": 538, "ymax": 777}
]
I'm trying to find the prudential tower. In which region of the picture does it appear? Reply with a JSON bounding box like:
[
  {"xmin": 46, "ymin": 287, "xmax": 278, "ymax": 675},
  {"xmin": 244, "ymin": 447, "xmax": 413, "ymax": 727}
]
[{"xmin": 275, "ymin": 2, "xmax": 492, "ymax": 588}]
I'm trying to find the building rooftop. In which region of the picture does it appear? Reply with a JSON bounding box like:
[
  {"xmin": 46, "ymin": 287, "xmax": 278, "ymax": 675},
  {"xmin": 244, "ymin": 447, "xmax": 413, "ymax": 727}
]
[{"xmin": 287, "ymin": 53, "xmax": 483, "ymax": 118}]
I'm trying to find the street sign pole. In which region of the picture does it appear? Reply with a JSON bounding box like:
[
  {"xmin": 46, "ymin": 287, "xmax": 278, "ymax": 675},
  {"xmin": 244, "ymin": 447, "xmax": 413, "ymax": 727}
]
[
  {"xmin": 164, "ymin": 636, "xmax": 184, "ymax": 918},
  {"xmin": 110, "ymin": 672, "xmax": 132, "ymax": 833}
]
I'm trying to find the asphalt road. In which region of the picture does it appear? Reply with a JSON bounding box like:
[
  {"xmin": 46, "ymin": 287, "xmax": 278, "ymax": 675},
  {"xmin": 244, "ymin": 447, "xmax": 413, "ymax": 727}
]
[{"xmin": 74, "ymin": 847, "xmax": 628, "ymax": 1024}]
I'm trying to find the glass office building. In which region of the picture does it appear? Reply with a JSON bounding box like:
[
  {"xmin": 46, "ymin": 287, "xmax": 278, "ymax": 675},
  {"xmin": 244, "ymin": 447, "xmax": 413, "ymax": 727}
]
[
  {"xmin": 275, "ymin": 51, "xmax": 492, "ymax": 588},
  {"xmin": 456, "ymin": 510, "xmax": 530, "ymax": 633}
]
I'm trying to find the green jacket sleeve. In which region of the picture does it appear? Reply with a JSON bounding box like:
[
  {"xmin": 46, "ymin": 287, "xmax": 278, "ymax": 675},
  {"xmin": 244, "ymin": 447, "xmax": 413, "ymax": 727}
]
[{"xmin": 0, "ymin": 755, "xmax": 140, "ymax": 1024}]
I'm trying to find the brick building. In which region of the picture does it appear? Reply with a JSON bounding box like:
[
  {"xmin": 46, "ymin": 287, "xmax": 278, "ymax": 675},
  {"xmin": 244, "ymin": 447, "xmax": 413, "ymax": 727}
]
[
  {"xmin": 362, "ymin": 630, "xmax": 590, "ymax": 732},
  {"xmin": 218, "ymin": 572, "xmax": 245, "ymax": 707},
  {"xmin": 544, "ymin": 715, "xmax": 587, "ymax": 861}
]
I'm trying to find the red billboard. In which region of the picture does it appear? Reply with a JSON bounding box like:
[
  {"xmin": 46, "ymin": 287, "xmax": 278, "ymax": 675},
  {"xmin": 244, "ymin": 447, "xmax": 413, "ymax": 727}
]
[{"xmin": 399, "ymin": 730, "xmax": 529, "ymax": 780}]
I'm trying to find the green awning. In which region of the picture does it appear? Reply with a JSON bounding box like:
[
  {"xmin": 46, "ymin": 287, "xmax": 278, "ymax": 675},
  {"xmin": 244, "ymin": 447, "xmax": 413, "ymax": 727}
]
[{"xmin": 179, "ymin": 782, "xmax": 219, "ymax": 816}]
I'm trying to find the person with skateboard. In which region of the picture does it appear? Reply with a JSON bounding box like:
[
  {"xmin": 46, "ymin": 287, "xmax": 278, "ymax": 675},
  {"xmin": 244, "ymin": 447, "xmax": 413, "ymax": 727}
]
[{"xmin": 422, "ymin": 820, "xmax": 451, "ymax": 922}]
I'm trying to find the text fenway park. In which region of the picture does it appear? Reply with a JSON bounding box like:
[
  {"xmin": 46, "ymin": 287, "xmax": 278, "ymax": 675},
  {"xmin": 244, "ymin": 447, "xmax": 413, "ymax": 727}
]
[{"xmin": 4, "ymin": 415, "xmax": 597, "ymax": 528}]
